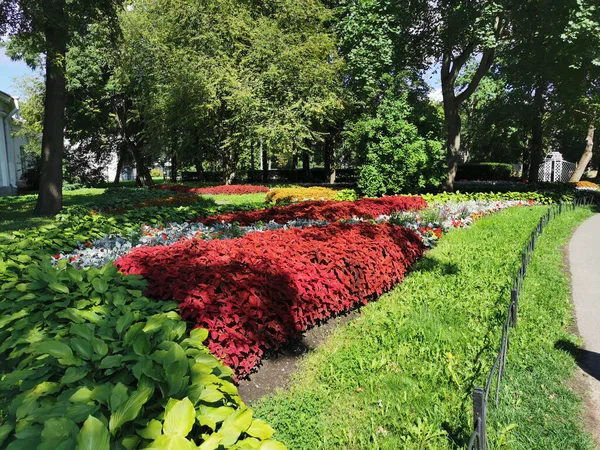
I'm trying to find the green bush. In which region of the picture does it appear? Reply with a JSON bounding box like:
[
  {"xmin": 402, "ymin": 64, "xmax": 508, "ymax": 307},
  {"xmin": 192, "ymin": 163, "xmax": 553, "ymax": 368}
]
[
  {"xmin": 0, "ymin": 261, "xmax": 284, "ymax": 449},
  {"xmin": 456, "ymin": 163, "xmax": 513, "ymax": 180},
  {"xmin": 332, "ymin": 189, "xmax": 358, "ymax": 202}
]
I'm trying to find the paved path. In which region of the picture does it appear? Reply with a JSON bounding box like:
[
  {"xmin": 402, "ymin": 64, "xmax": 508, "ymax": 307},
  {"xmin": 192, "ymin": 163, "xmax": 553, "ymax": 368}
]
[{"xmin": 569, "ymin": 214, "xmax": 600, "ymax": 447}]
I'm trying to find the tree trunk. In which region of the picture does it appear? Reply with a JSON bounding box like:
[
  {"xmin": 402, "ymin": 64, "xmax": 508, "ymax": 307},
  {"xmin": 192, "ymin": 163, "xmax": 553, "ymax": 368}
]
[
  {"xmin": 261, "ymin": 140, "xmax": 268, "ymax": 183},
  {"xmin": 250, "ymin": 142, "xmax": 255, "ymax": 182},
  {"xmin": 527, "ymin": 82, "xmax": 547, "ymax": 183},
  {"xmin": 443, "ymin": 99, "xmax": 462, "ymax": 190},
  {"xmin": 130, "ymin": 145, "xmax": 154, "ymax": 186},
  {"xmin": 170, "ymin": 153, "xmax": 178, "ymax": 183},
  {"xmin": 570, "ymin": 120, "xmax": 595, "ymax": 182},
  {"xmin": 195, "ymin": 158, "xmax": 205, "ymax": 181},
  {"xmin": 114, "ymin": 149, "xmax": 125, "ymax": 184},
  {"xmin": 302, "ymin": 151, "xmax": 311, "ymax": 182},
  {"xmin": 324, "ymin": 133, "xmax": 333, "ymax": 184},
  {"xmin": 35, "ymin": 4, "xmax": 67, "ymax": 216}
]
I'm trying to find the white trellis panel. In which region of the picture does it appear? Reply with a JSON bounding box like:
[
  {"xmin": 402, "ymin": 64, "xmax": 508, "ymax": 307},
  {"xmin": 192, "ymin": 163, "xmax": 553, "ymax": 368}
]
[{"xmin": 538, "ymin": 152, "xmax": 576, "ymax": 182}]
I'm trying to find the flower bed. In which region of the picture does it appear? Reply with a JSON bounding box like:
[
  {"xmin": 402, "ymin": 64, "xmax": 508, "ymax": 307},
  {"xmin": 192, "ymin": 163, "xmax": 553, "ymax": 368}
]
[
  {"xmin": 157, "ymin": 184, "xmax": 270, "ymax": 195},
  {"xmin": 115, "ymin": 223, "xmax": 424, "ymax": 377},
  {"xmin": 266, "ymin": 186, "xmax": 350, "ymax": 204},
  {"xmin": 571, "ymin": 180, "xmax": 599, "ymax": 191},
  {"xmin": 201, "ymin": 195, "xmax": 427, "ymax": 225},
  {"xmin": 101, "ymin": 191, "xmax": 203, "ymax": 213}
]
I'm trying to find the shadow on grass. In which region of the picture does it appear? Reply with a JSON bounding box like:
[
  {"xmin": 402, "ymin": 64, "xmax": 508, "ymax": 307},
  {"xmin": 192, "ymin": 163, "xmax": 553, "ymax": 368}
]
[{"xmin": 555, "ymin": 339, "xmax": 600, "ymax": 382}]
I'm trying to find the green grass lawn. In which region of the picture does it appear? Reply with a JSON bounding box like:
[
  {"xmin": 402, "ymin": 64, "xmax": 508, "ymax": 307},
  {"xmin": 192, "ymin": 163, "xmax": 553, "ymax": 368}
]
[{"xmin": 253, "ymin": 206, "xmax": 595, "ymax": 450}]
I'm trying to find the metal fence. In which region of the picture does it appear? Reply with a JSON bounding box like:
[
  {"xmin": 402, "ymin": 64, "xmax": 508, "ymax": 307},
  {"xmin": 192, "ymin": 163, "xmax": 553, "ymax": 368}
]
[{"xmin": 467, "ymin": 196, "xmax": 596, "ymax": 450}]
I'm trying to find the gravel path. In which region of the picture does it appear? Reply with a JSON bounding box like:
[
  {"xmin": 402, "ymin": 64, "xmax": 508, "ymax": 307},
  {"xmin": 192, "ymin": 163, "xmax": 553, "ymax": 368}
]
[{"xmin": 569, "ymin": 213, "xmax": 600, "ymax": 448}]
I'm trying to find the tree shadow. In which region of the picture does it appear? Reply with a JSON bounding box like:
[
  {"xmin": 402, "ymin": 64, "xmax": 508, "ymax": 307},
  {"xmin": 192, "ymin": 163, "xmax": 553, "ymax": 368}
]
[{"xmin": 555, "ymin": 339, "xmax": 600, "ymax": 382}]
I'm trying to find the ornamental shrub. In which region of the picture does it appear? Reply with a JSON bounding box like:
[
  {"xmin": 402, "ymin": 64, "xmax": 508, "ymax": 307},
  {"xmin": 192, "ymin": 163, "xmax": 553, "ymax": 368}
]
[
  {"xmin": 349, "ymin": 90, "xmax": 445, "ymax": 196},
  {"xmin": 200, "ymin": 195, "xmax": 427, "ymax": 226},
  {"xmin": 0, "ymin": 261, "xmax": 283, "ymax": 449},
  {"xmin": 116, "ymin": 223, "xmax": 424, "ymax": 377}
]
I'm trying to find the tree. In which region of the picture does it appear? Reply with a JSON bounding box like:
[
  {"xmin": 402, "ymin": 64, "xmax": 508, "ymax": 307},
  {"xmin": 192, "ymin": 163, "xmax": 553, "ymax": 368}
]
[{"xmin": 1, "ymin": 0, "xmax": 123, "ymax": 214}]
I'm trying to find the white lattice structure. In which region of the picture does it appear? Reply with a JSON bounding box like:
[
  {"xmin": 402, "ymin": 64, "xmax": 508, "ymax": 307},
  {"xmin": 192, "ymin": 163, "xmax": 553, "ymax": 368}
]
[{"xmin": 538, "ymin": 152, "xmax": 576, "ymax": 182}]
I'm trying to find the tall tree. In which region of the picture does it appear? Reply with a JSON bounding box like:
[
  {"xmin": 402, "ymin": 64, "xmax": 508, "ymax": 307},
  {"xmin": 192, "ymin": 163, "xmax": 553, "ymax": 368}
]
[{"xmin": 0, "ymin": 0, "xmax": 123, "ymax": 214}]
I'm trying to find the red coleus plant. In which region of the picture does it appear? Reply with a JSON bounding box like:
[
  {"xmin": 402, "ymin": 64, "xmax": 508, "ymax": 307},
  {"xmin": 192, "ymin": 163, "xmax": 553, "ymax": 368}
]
[
  {"xmin": 200, "ymin": 195, "xmax": 427, "ymax": 226},
  {"xmin": 155, "ymin": 184, "xmax": 269, "ymax": 195},
  {"xmin": 115, "ymin": 223, "xmax": 424, "ymax": 378}
]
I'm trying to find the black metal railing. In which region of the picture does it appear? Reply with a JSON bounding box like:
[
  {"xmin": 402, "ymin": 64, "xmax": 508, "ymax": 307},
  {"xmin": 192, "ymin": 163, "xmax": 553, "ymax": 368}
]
[{"xmin": 467, "ymin": 196, "xmax": 595, "ymax": 450}]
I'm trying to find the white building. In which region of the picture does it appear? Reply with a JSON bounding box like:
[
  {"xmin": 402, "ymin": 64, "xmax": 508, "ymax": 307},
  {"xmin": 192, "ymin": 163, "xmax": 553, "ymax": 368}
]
[{"xmin": 0, "ymin": 90, "xmax": 27, "ymax": 196}]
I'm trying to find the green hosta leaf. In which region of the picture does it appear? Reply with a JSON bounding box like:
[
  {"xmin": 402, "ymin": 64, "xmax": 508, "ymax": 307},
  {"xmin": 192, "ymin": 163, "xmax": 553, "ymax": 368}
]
[
  {"xmin": 259, "ymin": 441, "xmax": 286, "ymax": 450},
  {"xmin": 198, "ymin": 385, "xmax": 224, "ymax": 404},
  {"xmin": 181, "ymin": 328, "xmax": 209, "ymax": 349},
  {"xmin": 197, "ymin": 432, "xmax": 222, "ymax": 450},
  {"xmin": 69, "ymin": 324, "xmax": 94, "ymax": 341},
  {"xmin": 218, "ymin": 423, "xmax": 242, "ymax": 447},
  {"xmin": 71, "ymin": 338, "xmax": 94, "ymax": 360},
  {"xmin": 76, "ymin": 415, "xmax": 110, "ymax": 450},
  {"xmin": 109, "ymin": 383, "xmax": 129, "ymax": 412},
  {"xmin": 149, "ymin": 434, "xmax": 196, "ymax": 450},
  {"xmin": 133, "ymin": 333, "xmax": 151, "ymax": 356},
  {"xmin": 137, "ymin": 419, "xmax": 162, "ymax": 440},
  {"xmin": 121, "ymin": 435, "xmax": 140, "ymax": 450},
  {"xmin": 5, "ymin": 436, "xmax": 43, "ymax": 450},
  {"xmin": 35, "ymin": 340, "xmax": 73, "ymax": 359},
  {"xmin": 108, "ymin": 384, "xmax": 154, "ymax": 434},
  {"xmin": 196, "ymin": 406, "xmax": 235, "ymax": 431},
  {"xmin": 40, "ymin": 417, "xmax": 79, "ymax": 443},
  {"xmin": 91, "ymin": 384, "xmax": 112, "ymax": 404},
  {"xmin": 70, "ymin": 387, "xmax": 94, "ymax": 403},
  {"xmin": 91, "ymin": 278, "xmax": 108, "ymax": 294},
  {"xmin": 163, "ymin": 397, "xmax": 195, "ymax": 437},
  {"xmin": 60, "ymin": 366, "xmax": 89, "ymax": 386},
  {"xmin": 0, "ymin": 424, "xmax": 14, "ymax": 447},
  {"xmin": 91, "ymin": 338, "xmax": 108, "ymax": 358},
  {"xmin": 49, "ymin": 283, "xmax": 70, "ymax": 294},
  {"xmin": 246, "ymin": 419, "xmax": 275, "ymax": 440},
  {"xmin": 65, "ymin": 403, "xmax": 100, "ymax": 423},
  {"xmin": 99, "ymin": 355, "xmax": 122, "ymax": 369},
  {"xmin": 16, "ymin": 254, "xmax": 32, "ymax": 263}
]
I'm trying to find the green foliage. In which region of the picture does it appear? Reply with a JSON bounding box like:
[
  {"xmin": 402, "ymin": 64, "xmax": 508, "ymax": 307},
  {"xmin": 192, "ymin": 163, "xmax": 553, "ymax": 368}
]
[
  {"xmin": 332, "ymin": 189, "xmax": 358, "ymax": 202},
  {"xmin": 352, "ymin": 89, "xmax": 444, "ymax": 196},
  {"xmin": 0, "ymin": 260, "xmax": 285, "ymax": 449},
  {"xmin": 254, "ymin": 207, "xmax": 594, "ymax": 449},
  {"xmin": 456, "ymin": 162, "xmax": 514, "ymax": 180}
]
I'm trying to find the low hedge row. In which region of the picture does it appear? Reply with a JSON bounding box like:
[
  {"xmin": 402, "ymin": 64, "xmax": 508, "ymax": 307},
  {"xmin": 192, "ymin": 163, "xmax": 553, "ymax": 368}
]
[
  {"xmin": 456, "ymin": 162, "xmax": 514, "ymax": 180},
  {"xmin": 200, "ymin": 195, "xmax": 427, "ymax": 226},
  {"xmin": 0, "ymin": 261, "xmax": 283, "ymax": 449},
  {"xmin": 115, "ymin": 223, "xmax": 425, "ymax": 377}
]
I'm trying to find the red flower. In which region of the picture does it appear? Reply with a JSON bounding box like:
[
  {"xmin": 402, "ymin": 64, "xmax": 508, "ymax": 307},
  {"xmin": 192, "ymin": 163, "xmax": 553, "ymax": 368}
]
[{"xmin": 54, "ymin": 254, "xmax": 61, "ymax": 259}]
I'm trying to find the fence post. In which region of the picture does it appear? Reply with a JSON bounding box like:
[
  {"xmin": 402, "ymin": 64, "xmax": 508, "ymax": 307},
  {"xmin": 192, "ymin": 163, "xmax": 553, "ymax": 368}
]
[
  {"xmin": 473, "ymin": 386, "xmax": 486, "ymax": 450},
  {"xmin": 510, "ymin": 289, "xmax": 518, "ymax": 328}
]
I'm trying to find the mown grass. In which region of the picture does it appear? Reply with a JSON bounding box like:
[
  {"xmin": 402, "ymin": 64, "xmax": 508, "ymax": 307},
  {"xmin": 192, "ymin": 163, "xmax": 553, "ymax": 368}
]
[{"xmin": 253, "ymin": 206, "xmax": 594, "ymax": 449}]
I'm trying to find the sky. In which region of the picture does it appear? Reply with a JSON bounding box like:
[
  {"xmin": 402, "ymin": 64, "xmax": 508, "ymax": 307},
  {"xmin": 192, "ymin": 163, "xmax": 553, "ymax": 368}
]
[{"xmin": 0, "ymin": 46, "xmax": 34, "ymax": 96}]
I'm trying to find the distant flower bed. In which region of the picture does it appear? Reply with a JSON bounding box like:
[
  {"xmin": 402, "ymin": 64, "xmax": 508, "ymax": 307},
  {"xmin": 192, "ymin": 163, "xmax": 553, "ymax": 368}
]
[
  {"xmin": 266, "ymin": 186, "xmax": 357, "ymax": 204},
  {"xmin": 101, "ymin": 191, "xmax": 203, "ymax": 213},
  {"xmin": 571, "ymin": 180, "xmax": 599, "ymax": 191},
  {"xmin": 157, "ymin": 184, "xmax": 270, "ymax": 195},
  {"xmin": 115, "ymin": 223, "xmax": 424, "ymax": 377},
  {"xmin": 201, "ymin": 195, "xmax": 427, "ymax": 225}
]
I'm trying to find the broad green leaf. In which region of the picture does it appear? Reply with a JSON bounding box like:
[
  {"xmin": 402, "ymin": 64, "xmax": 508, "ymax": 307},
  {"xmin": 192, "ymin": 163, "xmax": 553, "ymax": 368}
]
[
  {"xmin": 196, "ymin": 406, "xmax": 235, "ymax": 431},
  {"xmin": 133, "ymin": 333, "xmax": 151, "ymax": 356},
  {"xmin": 246, "ymin": 419, "xmax": 274, "ymax": 440},
  {"xmin": 122, "ymin": 435, "xmax": 141, "ymax": 450},
  {"xmin": 108, "ymin": 385, "xmax": 153, "ymax": 434},
  {"xmin": 91, "ymin": 338, "xmax": 108, "ymax": 358},
  {"xmin": 149, "ymin": 434, "xmax": 195, "ymax": 450},
  {"xmin": 49, "ymin": 283, "xmax": 70, "ymax": 294},
  {"xmin": 198, "ymin": 386, "xmax": 224, "ymax": 404},
  {"xmin": 137, "ymin": 419, "xmax": 162, "ymax": 440},
  {"xmin": 92, "ymin": 278, "xmax": 109, "ymax": 294},
  {"xmin": 70, "ymin": 387, "xmax": 94, "ymax": 403},
  {"xmin": 215, "ymin": 423, "xmax": 241, "ymax": 447},
  {"xmin": 35, "ymin": 340, "xmax": 73, "ymax": 359},
  {"xmin": 71, "ymin": 337, "xmax": 94, "ymax": 360},
  {"xmin": 259, "ymin": 441, "xmax": 287, "ymax": 450},
  {"xmin": 40, "ymin": 418, "xmax": 79, "ymax": 441},
  {"xmin": 197, "ymin": 432, "xmax": 222, "ymax": 450},
  {"xmin": 181, "ymin": 329, "xmax": 209, "ymax": 349},
  {"xmin": 109, "ymin": 383, "xmax": 129, "ymax": 412},
  {"xmin": 0, "ymin": 424, "xmax": 14, "ymax": 447},
  {"xmin": 76, "ymin": 415, "xmax": 110, "ymax": 450},
  {"xmin": 163, "ymin": 397, "xmax": 195, "ymax": 437},
  {"xmin": 99, "ymin": 355, "xmax": 122, "ymax": 369}
]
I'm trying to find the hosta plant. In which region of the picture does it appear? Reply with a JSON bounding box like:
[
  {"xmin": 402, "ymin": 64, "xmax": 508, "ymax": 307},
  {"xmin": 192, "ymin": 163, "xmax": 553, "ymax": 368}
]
[{"xmin": 0, "ymin": 261, "xmax": 284, "ymax": 449}]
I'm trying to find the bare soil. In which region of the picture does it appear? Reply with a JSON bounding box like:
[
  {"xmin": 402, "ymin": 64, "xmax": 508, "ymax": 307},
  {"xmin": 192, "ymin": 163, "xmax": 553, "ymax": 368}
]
[{"xmin": 236, "ymin": 309, "xmax": 360, "ymax": 405}]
